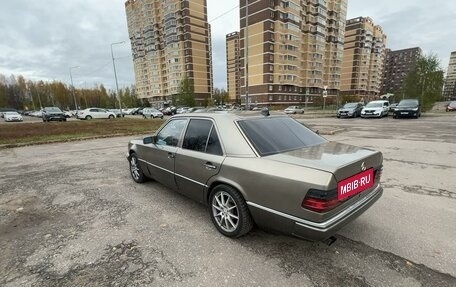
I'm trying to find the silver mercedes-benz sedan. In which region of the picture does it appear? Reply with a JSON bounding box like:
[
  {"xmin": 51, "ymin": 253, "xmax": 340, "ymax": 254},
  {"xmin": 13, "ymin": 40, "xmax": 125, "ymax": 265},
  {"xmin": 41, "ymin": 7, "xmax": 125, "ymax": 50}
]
[{"xmin": 127, "ymin": 112, "xmax": 383, "ymax": 241}]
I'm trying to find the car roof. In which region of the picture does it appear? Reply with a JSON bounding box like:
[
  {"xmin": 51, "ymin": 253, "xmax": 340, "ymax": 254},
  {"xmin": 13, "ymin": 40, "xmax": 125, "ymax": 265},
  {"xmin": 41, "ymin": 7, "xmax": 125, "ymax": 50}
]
[
  {"xmin": 170, "ymin": 111, "xmax": 278, "ymax": 121},
  {"xmin": 167, "ymin": 112, "xmax": 288, "ymax": 157}
]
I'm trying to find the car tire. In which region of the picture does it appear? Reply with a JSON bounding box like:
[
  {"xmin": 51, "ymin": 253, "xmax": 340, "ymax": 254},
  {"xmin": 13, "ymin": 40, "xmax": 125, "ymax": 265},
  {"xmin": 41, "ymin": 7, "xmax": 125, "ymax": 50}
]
[
  {"xmin": 301, "ymin": 111, "xmax": 304, "ymax": 114},
  {"xmin": 160, "ymin": 116, "xmax": 163, "ymax": 119},
  {"xmin": 108, "ymin": 115, "xmax": 114, "ymax": 119},
  {"xmin": 85, "ymin": 115, "xmax": 92, "ymax": 120},
  {"xmin": 129, "ymin": 153, "xmax": 146, "ymax": 183},
  {"xmin": 209, "ymin": 184, "xmax": 253, "ymax": 238},
  {"xmin": 337, "ymin": 115, "xmax": 340, "ymax": 118}
]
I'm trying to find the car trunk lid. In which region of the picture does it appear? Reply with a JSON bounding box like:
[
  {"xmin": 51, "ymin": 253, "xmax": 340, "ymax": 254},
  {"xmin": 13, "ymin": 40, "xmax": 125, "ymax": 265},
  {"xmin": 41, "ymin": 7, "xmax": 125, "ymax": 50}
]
[{"xmin": 266, "ymin": 142, "xmax": 382, "ymax": 182}]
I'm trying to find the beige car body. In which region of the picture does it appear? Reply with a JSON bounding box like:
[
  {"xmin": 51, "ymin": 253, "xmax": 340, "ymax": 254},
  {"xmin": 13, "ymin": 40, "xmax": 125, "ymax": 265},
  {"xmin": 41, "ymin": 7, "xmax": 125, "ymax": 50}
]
[{"xmin": 127, "ymin": 113, "xmax": 383, "ymax": 241}]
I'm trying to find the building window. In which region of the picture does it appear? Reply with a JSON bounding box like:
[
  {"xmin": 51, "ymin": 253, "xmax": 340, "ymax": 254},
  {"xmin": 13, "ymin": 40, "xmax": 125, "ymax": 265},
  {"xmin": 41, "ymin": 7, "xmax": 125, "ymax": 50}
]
[{"xmin": 268, "ymin": 85, "xmax": 273, "ymax": 92}]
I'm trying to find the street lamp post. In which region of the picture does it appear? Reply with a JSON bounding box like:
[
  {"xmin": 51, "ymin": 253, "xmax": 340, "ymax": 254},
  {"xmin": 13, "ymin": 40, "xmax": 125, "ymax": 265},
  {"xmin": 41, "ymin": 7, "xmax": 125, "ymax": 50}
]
[
  {"xmin": 69, "ymin": 66, "xmax": 80, "ymax": 113},
  {"xmin": 111, "ymin": 41, "xmax": 126, "ymax": 117},
  {"xmin": 244, "ymin": 0, "xmax": 249, "ymax": 109}
]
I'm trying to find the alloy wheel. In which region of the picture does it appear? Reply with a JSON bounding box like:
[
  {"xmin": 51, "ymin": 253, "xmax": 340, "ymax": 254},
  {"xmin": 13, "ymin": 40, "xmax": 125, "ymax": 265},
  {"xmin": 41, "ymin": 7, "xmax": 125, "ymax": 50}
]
[
  {"xmin": 212, "ymin": 191, "xmax": 239, "ymax": 232},
  {"xmin": 130, "ymin": 156, "xmax": 140, "ymax": 181}
]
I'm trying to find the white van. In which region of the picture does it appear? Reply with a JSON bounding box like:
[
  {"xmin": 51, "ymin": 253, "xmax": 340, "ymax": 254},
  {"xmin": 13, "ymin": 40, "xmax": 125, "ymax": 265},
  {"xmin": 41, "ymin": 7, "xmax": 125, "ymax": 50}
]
[{"xmin": 361, "ymin": 100, "xmax": 389, "ymax": 118}]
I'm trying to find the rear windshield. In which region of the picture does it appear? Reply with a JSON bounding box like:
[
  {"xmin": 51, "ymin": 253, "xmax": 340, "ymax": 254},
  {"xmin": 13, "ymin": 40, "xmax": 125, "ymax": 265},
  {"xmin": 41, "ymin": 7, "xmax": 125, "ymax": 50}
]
[{"xmin": 238, "ymin": 117, "xmax": 326, "ymax": 156}]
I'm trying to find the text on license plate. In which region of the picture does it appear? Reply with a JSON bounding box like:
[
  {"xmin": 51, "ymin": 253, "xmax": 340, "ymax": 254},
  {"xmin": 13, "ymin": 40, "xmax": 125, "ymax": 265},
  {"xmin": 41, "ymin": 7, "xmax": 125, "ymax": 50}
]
[
  {"xmin": 337, "ymin": 168, "xmax": 374, "ymax": 201},
  {"xmin": 401, "ymin": 112, "xmax": 408, "ymax": 114}
]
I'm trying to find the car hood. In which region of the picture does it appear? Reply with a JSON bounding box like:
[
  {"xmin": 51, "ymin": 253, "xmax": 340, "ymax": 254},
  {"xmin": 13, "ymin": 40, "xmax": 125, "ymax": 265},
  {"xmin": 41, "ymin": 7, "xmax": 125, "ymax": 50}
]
[{"xmin": 265, "ymin": 142, "xmax": 382, "ymax": 182}]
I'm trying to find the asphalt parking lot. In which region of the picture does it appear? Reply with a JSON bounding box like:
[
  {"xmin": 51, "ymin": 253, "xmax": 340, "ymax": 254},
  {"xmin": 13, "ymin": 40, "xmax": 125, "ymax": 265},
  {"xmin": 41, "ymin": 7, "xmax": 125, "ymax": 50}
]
[{"xmin": 0, "ymin": 115, "xmax": 455, "ymax": 286}]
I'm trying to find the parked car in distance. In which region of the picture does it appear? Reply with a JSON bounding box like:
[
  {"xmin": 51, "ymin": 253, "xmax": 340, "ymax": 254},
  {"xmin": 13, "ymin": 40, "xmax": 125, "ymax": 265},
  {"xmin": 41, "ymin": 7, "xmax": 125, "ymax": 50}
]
[
  {"xmin": 389, "ymin": 103, "xmax": 398, "ymax": 113},
  {"xmin": 3, "ymin": 111, "xmax": 23, "ymax": 122},
  {"xmin": 63, "ymin": 110, "xmax": 73, "ymax": 118},
  {"xmin": 142, "ymin": 108, "xmax": 164, "ymax": 119},
  {"xmin": 446, "ymin": 101, "xmax": 456, "ymax": 112},
  {"xmin": 162, "ymin": 106, "xmax": 177, "ymax": 115},
  {"xmin": 131, "ymin": 108, "xmax": 143, "ymax": 115},
  {"xmin": 284, "ymin": 106, "xmax": 304, "ymax": 114},
  {"xmin": 176, "ymin": 107, "xmax": 189, "ymax": 114},
  {"xmin": 361, "ymin": 100, "xmax": 389, "ymax": 118},
  {"xmin": 187, "ymin": 107, "xmax": 206, "ymax": 113},
  {"xmin": 42, "ymin": 107, "xmax": 67, "ymax": 122},
  {"xmin": 121, "ymin": 108, "xmax": 134, "ymax": 115},
  {"xmin": 337, "ymin": 102, "xmax": 363, "ymax": 118},
  {"xmin": 0, "ymin": 108, "xmax": 18, "ymax": 118},
  {"xmin": 393, "ymin": 99, "xmax": 421, "ymax": 119},
  {"xmin": 30, "ymin": 110, "xmax": 43, "ymax": 117},
  {"xmin": 127, "ymin": 113, "xmax": 383, "ymax": 241},
  {"xmin": 77, "ymin": 108, "xmax": 116, "ymax": 120},
  {"xmin": 106, "ymin": 109, "xmax": 123, "ymax": 118}
]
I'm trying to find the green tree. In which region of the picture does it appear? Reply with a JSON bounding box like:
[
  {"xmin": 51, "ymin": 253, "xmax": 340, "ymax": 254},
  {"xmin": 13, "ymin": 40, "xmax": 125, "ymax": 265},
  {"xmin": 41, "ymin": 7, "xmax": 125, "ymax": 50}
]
[
  {"xmin": 176, "ymin": 76, "xmax": 195, "ymax": 107},
  {"xmin": 402, "ymin": 54, "xmax": 445, "ymax": 111},
  {"xmin": 212, "ymin": 88, "xmax": 230, "ymax": 106}
]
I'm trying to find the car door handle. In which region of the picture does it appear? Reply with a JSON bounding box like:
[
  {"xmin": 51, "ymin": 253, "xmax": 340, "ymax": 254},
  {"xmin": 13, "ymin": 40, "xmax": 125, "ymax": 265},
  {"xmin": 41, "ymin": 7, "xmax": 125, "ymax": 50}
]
[
  {"xmin": 204, "ymin": 162, "xmax": 217, "ymax": 170},
  {"xmin": 168, "ymin": 152, "xmax": 175, "ymax": 159}
]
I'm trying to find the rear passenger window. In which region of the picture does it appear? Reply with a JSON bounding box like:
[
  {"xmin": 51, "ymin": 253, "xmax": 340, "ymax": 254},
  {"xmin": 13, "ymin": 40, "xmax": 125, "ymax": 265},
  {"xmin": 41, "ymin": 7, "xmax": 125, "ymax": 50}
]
[
  {"xmin": 206, "ymin": 127, "xmax": 223, "ymax": 156},
  {"xmin": 183, "ymin": 119, "xmax": 223, "ymax": 155}
]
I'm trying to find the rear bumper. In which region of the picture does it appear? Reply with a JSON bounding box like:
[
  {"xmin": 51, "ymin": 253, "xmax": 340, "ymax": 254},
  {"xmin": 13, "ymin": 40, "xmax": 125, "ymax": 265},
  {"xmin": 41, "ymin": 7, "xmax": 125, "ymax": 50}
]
[{"xmin": 247, "ymin": 184, "xmax": 383, "ymax": 241}]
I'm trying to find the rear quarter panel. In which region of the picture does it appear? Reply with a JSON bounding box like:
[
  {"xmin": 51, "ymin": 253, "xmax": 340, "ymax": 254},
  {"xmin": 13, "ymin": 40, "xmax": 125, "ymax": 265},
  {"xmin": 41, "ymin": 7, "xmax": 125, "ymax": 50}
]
[{"xmin": 207, "ymin": 157, "xmax": 336, "ymax": 223}]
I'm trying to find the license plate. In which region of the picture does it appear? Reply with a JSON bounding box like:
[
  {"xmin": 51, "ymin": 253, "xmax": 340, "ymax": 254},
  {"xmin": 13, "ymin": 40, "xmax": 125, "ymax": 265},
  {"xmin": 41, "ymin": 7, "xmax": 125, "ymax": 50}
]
[
  {"xmin": 337, "ymin": 168, "xmax": 374, "ymax": 201},
  {"xmin": 401, "ymin": 112, "xmax": 408, "ymax": 114}
]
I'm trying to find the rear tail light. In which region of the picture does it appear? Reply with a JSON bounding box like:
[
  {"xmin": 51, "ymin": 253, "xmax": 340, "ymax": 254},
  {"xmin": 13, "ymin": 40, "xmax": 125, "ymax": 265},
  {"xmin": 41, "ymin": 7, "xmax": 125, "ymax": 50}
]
[{"xmin": 302, "ymin": 189, "xmax": 340, "ymax": 213}]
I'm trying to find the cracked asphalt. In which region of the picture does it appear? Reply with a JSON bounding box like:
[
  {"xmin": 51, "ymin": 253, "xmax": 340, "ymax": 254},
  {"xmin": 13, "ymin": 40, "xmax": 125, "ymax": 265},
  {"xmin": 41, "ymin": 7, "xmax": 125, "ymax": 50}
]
[{"xmin": 0, "ymin": 114, "xmax": 455, "ymax": 286}]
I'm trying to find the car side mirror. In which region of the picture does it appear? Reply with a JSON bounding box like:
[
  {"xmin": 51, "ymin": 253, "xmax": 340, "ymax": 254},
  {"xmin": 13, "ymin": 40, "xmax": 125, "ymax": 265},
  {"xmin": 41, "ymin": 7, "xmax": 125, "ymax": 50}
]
[{"xmin": 143, "ymin": 136, "xmax": 157, "ymax": 144}]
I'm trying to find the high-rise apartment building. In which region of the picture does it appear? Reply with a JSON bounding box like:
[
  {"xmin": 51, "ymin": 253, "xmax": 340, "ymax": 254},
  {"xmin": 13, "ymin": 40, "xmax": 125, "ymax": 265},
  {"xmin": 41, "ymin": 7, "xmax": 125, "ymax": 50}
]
[
  {"xmin": 380, "ymin": 47, "xmax": 422, "ymax": 96},
  {"xmin": 226, "ymin": 32, "xmax": 240, "ymax": 103},
  {"xmin": 125, "ymin": 0, "xmax": 212, "ymax": 106},
  {"xmin": 443, "ymin": 51, "xmax": 456, "ymax": 100},
  {"xmin": 341, "ymin": 17, "xmax": 386, "ymax": 97},
  {"xmin": 239, "ymin": 0, "xmax": 348, "ymax": 106}
]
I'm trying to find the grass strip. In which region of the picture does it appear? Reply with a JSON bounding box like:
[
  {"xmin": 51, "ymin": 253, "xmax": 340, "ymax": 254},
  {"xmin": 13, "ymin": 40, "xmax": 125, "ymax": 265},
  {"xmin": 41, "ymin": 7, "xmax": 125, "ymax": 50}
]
[{"xmin": 0, "ymin": 118, "xmax": 165, "ymax": 147}]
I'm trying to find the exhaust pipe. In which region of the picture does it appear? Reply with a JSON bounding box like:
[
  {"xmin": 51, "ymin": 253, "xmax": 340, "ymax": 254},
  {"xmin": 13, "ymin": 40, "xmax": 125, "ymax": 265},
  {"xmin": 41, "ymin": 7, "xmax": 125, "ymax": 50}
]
[{"xmin": 324, "ymin": 236, "xmax": 337, "ymax": 246}]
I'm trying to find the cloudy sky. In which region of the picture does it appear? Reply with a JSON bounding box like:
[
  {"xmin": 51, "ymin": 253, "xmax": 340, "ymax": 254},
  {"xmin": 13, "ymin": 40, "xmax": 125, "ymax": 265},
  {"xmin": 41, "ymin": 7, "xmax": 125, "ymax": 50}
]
[{"xmin": 0, "ymin": 0, "xmax": 455, "ymax": 90}]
